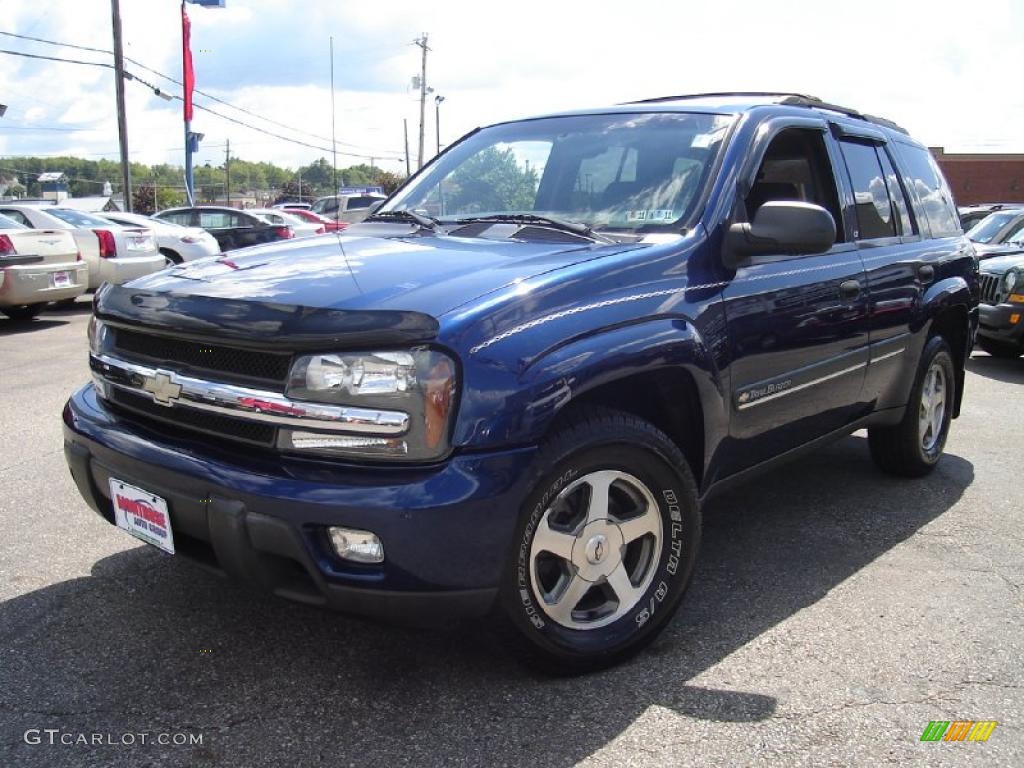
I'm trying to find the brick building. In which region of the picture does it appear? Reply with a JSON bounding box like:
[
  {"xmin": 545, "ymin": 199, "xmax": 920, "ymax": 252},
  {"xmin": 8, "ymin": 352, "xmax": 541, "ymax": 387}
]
[{"xmin": 930, "ymin": 148, "xmax": 1024, "ymax": 207}]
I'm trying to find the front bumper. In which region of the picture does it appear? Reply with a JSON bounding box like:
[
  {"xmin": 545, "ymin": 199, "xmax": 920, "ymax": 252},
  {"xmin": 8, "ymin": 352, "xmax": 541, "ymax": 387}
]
[
  {"xmin": 93, "ymin": 253, "xmax": 167, "ymax": 289},
  {"xmin": 0, "ymin": 261, "xmax": 87, "ymax": 306},
  {"xmin": 63, "ymin": 383, "xmax": 536, "ymax": 623},
  {"xmin": 978, "ymin": 302, "xmax": 1024, "ymax": 344}
]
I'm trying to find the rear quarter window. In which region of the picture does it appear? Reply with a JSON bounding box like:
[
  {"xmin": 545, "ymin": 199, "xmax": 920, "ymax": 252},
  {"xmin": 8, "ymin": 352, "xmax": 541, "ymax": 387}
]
[{"xmin": 894, "ymin": 143, "xmax": 961, "ymax": 238}]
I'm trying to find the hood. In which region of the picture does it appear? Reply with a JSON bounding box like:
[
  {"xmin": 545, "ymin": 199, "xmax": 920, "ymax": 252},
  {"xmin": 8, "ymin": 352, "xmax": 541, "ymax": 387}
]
[
  {"xmin": 975, "ymin": 242, "xmax": 1024, "ymax": 260},
  {"xmin": 100, "ymin": 229, "xmax": 644, "ymax": 348},
  {"xmin": 979, "ymin": 252, "xmax": 1024, "ymax": 276},
  {"xmin": 126, "ymin": 229, "xmax": 640, "ymax": 317}
]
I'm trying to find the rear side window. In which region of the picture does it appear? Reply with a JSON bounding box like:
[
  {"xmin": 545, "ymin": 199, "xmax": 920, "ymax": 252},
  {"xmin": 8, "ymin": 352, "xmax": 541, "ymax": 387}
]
[
  {"xmin": 346, "ymin": 196, "xmax": 380, "ymax": 210},
  {"xmin": 199, "ymin": 211, "xmax": 233, "ymax": 228},
  {"xmin": 878, "ymin": 149, "xmax": 915, "ymax": 236},
  {"xmin": 838, "ymin": 140, "xmax": 897, "ymax": 240},
  {"xmin": 0, "ymin": 209, "xmax": 32, "ymax": 227},
  {"xmin": 896, "ymin": 143, "xmax": 961, "ymax": 238}
]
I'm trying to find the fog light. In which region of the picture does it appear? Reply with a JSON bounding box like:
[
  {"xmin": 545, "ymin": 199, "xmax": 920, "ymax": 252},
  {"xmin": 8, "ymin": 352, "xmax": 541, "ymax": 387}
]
[
  {"xmin": 1010, "ymin": 313, "xmax": 1021, "ymax": 325},
  {"xmin": 328, "ymin": 526, "xmax": 384, "ymax": 564}
]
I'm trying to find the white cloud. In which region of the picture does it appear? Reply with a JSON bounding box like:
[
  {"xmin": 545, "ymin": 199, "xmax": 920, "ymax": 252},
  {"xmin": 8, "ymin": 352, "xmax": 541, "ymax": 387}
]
[{"xmin": 1, "ymin": 0, "xmax": 1022, "ymax": 174}]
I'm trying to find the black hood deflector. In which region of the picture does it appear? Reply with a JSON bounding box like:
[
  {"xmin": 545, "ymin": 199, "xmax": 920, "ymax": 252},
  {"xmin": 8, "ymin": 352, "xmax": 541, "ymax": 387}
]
[{"xmin": 93, "ymin": 284, "xmax": 440, "ymax": 351}]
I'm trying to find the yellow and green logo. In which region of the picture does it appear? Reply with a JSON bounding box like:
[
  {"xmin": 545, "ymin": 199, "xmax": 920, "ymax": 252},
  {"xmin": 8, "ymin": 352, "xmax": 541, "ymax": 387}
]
[{"xmin": 920, "ymin": 721, "xmax": 997, "ymax": 742}]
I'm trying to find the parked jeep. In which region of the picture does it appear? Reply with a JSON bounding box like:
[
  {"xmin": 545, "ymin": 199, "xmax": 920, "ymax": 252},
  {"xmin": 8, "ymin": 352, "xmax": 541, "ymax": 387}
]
[
  {"xmin": 64, "ymin": 93, "xmax": 978, "ymax": 671},
  {"xmin": 976, "ymin": 251, "xmax": 1024, "ymax": 358}
]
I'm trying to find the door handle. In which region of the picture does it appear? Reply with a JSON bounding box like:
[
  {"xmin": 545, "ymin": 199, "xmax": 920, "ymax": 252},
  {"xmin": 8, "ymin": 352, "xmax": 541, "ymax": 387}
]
[
  {"xmin": 919, "ymin": 264, "xmax": 935, "ymax": 283},
  {"xmin": 839, "ymin": 279, "xmax": 862, "ymax": 300}
]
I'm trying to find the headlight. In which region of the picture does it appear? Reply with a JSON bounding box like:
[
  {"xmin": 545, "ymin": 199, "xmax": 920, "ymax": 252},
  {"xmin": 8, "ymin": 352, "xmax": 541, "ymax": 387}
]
[
  {"xmin": 281, "ymin": 348, "xmax": 457, "ymax": 461},
  {"xmin": 88, "ymin": 317, "xmax": 111, "ymax": 356},
  {"xmin": 1003, "ymin": 269, "xmax": 1020, "ymax": 294}
]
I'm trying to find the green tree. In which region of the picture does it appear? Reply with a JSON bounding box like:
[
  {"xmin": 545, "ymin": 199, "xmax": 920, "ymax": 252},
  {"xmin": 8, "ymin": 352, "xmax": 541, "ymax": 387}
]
[{"xmin": 444, "ymin": 147, "xmax": 538, "ymax": 214}]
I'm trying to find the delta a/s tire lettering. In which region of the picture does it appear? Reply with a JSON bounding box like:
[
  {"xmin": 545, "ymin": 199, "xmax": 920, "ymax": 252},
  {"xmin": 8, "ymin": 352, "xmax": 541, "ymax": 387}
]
[{"xmin": 500, "ymin": 406, "xmax": 701, "ymax": 672}]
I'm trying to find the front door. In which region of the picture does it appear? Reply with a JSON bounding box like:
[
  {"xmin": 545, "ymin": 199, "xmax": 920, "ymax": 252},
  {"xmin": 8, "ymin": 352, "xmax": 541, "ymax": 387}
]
[{"xmin": 720, "ymin": 124, "xmax": 870, "ymax": 474}]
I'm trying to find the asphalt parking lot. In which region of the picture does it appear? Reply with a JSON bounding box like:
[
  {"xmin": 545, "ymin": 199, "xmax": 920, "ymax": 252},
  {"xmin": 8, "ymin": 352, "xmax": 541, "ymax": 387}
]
[{"xmin": 1, "ymin": 298, "xmax": 1021, "ymax": 767}]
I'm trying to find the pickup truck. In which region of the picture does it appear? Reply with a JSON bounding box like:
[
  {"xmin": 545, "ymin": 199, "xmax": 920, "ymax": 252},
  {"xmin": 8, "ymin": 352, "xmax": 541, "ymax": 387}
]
[{"xmin": 64, "ymin": 93, "xmax": 979, "ymax": 672}]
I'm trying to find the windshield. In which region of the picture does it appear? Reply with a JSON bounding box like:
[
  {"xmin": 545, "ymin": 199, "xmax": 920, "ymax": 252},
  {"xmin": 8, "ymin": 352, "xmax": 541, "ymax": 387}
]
[
  {"xmin": 384, "ymin": 111, "xmax": 734, "ymax": 232},
  {"xmin": 966, "ymin": 211, "xmax": 1022, "ymax": 244},
  {"xmin": 45, "ymin": 208, "xmax": 112, "ymax": 228}
]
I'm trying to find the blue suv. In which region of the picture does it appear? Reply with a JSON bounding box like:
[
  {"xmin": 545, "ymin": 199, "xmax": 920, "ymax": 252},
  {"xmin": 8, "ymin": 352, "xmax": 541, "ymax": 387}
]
[{"xmin": 64, "ymin": 93, "xmax": 979, "ymax": 671}]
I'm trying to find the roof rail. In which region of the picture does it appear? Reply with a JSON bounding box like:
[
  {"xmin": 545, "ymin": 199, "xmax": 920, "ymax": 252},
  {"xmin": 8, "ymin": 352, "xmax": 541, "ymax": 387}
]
[
  {"xmin": 626, "ymin": 91, "xmax": 821, "ymax": 105},
  {"xmin": 625, "ymin": 92, "xmax": 909, "ymax": 135}
]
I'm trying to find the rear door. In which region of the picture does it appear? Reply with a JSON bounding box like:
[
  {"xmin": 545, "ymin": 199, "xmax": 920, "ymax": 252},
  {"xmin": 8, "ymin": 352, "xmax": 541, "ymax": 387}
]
[{"xmin": 720, "ymin": 120, "xmax": 871, "ymax": 474}]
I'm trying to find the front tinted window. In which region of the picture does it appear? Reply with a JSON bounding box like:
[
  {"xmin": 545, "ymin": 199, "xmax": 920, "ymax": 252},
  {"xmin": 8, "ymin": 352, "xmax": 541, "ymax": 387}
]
[
  {"xmin": 346, "ymin": 196, "xmax": 381, "ymax": 210},
  {"xmin": 839, "ymin": 140, "xmax": 896, "ymax": 240},
  {"xmin": 385, "ymin": 112, "xmax": 734, "ymax": 232},
  {"xmin": 157, "ymin": 211, "xmax": 193, "ymax": 226},
  {"xmin": 896, "ymin": 144, "xmax": 961, "ymax": 238}
]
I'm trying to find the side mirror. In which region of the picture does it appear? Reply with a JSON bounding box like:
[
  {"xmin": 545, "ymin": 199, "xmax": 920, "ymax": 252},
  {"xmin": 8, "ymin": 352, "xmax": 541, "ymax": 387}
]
[{"xmin": 725, "ymin": 201, "xmax": 836, "ymax": 267}]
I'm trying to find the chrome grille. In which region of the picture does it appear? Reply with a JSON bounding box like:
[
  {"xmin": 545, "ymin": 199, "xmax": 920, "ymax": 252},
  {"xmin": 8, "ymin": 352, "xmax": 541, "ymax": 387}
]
[
  {"xmin": 978, "ymin": 274, "xmax": 1001, "ymax": 305},
  {"xmin": 113, "ymin": 328, "xmax": 292, "ymax": 386}
]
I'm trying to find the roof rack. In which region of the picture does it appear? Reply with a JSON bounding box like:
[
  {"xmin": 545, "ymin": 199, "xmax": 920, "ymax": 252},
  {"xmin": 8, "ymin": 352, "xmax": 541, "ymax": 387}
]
[{"xmin": 625, "ymin": 92, "xmax": 908, "ymax": 135}]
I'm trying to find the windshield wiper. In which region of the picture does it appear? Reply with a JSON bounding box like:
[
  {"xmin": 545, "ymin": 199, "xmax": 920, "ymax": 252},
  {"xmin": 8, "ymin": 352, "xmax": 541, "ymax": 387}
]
[
  {"xmin": 365, "ymin": 209, "xmax": 440, "ymax": 232},
  {"xmin": 446, "ymin": 214, "xmax": 613, "ymax": 243}
]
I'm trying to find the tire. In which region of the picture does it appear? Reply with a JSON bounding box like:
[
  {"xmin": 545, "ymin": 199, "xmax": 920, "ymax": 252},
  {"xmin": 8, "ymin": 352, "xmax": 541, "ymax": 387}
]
[
  {"xmin": 1, "ymin": 303, "xmax": 45, "ymax": 322},
  {"xmin": 868, "ymin": 336, "xmax": 956, "ymax": 477},
  {"xmin": 976, "ymin": 336, "xmax": 1022, "ymax": 359},
  {"xmin": 495, "ymin": 406, "xmax": 701, "ymax": 674},
  {"xmin": 160, "ymin": 248, "xmax": 182, "ymax": 267}
]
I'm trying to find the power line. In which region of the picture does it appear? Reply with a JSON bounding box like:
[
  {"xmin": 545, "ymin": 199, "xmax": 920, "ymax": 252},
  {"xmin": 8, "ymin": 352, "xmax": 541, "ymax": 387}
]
[{"xmin": 0, "ymin": 29, "xmax": 404, "ymax": 157}]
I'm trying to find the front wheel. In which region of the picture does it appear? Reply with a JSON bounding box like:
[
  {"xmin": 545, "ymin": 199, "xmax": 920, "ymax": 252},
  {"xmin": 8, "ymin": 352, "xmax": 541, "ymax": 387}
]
[
  {"xmin": 977, "ymin": 336, "xmax": 1023, "ymax": 359},
  {"xmin": 496, "ymin": 406, "xmax": 701, "ymax": 673},
  {"xmin": 868, "ymin": 336, "xmax": 956, "ymax": 477}
]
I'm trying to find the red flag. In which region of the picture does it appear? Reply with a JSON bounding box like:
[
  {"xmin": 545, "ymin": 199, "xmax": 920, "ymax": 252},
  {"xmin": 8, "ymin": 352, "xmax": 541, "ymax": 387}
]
[{"xmin": 182, "ymin": 4, "xmax": 195, "ymax": 121}]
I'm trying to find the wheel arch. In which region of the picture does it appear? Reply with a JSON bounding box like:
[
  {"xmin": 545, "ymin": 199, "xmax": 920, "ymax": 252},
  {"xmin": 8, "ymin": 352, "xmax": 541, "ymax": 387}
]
[
  {"xmin": 922, "ymin": 276, "xmax": 974, "ymax": 418},
  {"xmin": 513, "ymin": 317, "xmax": 726, "ymax": 491}
]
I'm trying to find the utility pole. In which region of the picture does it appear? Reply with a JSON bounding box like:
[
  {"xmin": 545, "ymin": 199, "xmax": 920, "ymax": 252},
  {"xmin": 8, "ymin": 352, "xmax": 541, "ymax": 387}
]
[
  {"xmin": 110, "ymin": 0, "xmax": 132, "ymax": 211},
  {"xmin": 403, "ymin": 119, "xmax": 411, "ymax": 176},
  {"xmin": 414, "ymin": 33, "xmax": 429, "ymax": 169},
  {"xmin": 329, "ymin": 35, "xmax": 339, "ymax": 220},
  {"xmin": 224, "ymin": 138, "xmax": 231, "ymax": 204}
]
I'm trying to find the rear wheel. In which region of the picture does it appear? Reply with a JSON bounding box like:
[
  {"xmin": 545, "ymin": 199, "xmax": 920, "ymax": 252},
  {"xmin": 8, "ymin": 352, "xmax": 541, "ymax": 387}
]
[
  {"xmin": 868, "ymin": 336, "xmax": 956, "ymax": 477},
  {"xmin": 1, "ymin": 303, "xmax": 45, "ymax": 322},
  {"xmin": 496, "ymin": 406, "xmax": 701, "ymax": 673},
  {"xmin": 977, "ymin": 336, "xmax": 1023, "ymax": 359}
]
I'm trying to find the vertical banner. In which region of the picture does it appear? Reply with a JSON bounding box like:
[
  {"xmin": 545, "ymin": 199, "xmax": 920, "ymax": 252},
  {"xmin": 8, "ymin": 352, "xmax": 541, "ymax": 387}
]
[{"xmin": 182, "ymin": 3, "xmax": 195, "ymax": 121}]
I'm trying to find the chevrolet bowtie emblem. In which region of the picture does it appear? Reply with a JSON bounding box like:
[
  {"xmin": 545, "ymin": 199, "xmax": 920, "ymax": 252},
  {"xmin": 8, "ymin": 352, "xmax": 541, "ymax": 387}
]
[{"xmin": 142, "ymin": 371, "xmax": 182, "ymax": 406}]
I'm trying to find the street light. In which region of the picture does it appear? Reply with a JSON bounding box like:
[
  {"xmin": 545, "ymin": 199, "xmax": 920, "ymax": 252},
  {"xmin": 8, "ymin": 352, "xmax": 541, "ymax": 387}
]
[{"xmin": 435, "ymin": 95, "xmax": 445, "ymax": 155}]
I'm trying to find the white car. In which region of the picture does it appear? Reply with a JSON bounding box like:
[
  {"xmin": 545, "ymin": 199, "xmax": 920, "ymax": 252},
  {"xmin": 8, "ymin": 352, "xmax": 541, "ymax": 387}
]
[
  {"xmin": 248, "ymin": 208, "xmax": 323, "ymax": 238},
  {"xmin": 0, "ymin": 212, "xmax": 88, "ymax": 321},
  {"xmin": 97, "ymin": 211, "xmax": 220, "ymax": 264},
  {"xmin": 0, "ymin": 204, "xmax": 165, "ymax": 290}
]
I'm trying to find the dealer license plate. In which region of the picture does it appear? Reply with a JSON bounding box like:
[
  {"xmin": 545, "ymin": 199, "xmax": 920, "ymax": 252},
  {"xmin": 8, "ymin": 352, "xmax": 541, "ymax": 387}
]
[
  {"xmin": 109, "ymin": 479, "xmax": 175, "ymax": 554},
  {"xmin": 51, "ymin": 271, "xmax": 72, "ymax": 288}
]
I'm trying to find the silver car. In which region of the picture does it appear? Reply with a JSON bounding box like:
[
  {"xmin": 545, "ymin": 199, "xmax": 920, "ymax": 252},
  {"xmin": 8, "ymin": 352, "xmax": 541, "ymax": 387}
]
[
  {"xmin": 0, "ymin": 212, "xmax": 88, "ymax": 321},
  {"xmin": 0, "ymin": 204, "xmax": 165, "ymax": 290},
  {"xmin": 98, "ymin": 211, "xmax": 221, "ymax": 264}
]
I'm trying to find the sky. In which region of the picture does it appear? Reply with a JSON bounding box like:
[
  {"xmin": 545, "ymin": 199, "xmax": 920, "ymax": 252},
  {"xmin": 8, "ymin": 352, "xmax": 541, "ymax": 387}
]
[{"xmin": 1, "ymin": 0, "xmax": 1023, "ymax": 179}]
